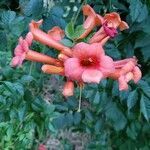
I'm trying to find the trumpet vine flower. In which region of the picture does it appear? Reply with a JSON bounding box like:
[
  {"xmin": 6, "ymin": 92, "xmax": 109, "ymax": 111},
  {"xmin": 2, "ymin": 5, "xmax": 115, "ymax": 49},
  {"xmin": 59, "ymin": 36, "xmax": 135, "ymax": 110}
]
[
  {"xmin": 11, "ymin": 32, "xmax": 62, "ymax": 67},
  {"xmin": 64, "ymin": 42, "xmax": 115, "ymax": 83},
  {"xmin": 77, "ymin": 5, "xmax": 103, "ymax": 40},
  {"xmin": 11, "ymin": 4, "xmax": 142, "ymax": 98},
  {"xmin": 109, "ymin": 58, "xmax": 142, "ymax": 90},
  {"xmin": 89, "ymin": 12, "xmax": 129, "ymax": 44},
  {"xmin": 29, "ymin": 20, "xmax": 72, "ymax": 57}
]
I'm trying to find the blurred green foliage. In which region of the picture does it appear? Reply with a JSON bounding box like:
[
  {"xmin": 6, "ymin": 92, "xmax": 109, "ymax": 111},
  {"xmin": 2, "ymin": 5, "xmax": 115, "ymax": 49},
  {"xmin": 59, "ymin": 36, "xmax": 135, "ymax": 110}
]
[{"xmin": 0, "ymin": 0, "xmax": 150, "ymax": 149}]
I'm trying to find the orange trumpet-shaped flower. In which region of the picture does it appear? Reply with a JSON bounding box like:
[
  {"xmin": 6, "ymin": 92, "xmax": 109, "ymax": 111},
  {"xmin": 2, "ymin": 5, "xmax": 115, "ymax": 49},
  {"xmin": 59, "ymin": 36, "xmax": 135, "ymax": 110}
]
[
  {"xmin": 41, "ymin": 64, "xmax": 64, "ymax": 75},
  {"xmin": 11, "ymin": 32, "xmax": 62, "ymax": 67},
  {"xmin": 29, "ymin": 20, "xmax": 72, "ymax": 57},
  {"xmin": 62, "ymin": 81, "xmax": 74, "ymax": 97},
  {"xmin": 109, "ymin": 58, "xmax": 142, "ymax": 90},
  {"xmin": 76, "ymin": 5, "xmax": 103, "ymax": 40},
  {"xmin": 89, "ymin": 12, "xmax": 129, "ymax": 44},
  {"xmin": 104, "ymin": 12, "xmax": 129, "ymax": 30}
]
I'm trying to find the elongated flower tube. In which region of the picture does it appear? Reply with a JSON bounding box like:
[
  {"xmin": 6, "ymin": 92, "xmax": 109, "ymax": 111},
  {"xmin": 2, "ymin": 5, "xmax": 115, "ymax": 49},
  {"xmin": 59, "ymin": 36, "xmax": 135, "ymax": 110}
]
[
  {"xmin": 109, "ymin": 58, "xmax": 142, "ymax": 90},
  {"xmin": 29, "ymin": 20, "xmax": 72, "ymax": 56},
  {"xmin": 42, "ymin": 64, "xmax": 64, "ymax": 75},
  {"xmin": 11, "ymin": 32, "xmax": 62, "ymax": 67},
  {"xmin": 76, "ymin": 5, "xmax": 103, "ymax": 40},
  {"xmin": 62, "ymin": 80, "xmax": 74, "ymax": 97},
  {"xmin": 113, "ymin": 57, "xmax": 137, "ymax": 69},
  {"xmin": 64, "ymin": 42, "xmax": 115, "ymax": 83},
  {"xmin": 89, "ymin": 12, "xmax": 129, "ymax": 44},
  {"xmin": 58, "ymin": 53, "xmax": 69, "ymax": 62}
]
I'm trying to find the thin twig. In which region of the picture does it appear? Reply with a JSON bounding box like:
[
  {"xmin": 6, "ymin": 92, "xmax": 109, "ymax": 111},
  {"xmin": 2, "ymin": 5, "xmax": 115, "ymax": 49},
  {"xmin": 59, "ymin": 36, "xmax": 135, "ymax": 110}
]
[
  {"xmin": 77, "ymin": 86, "xmax": 82, "ymax": 112},
  {"xmin": 72, "ymin": 0, "xmax": 87, "ymax": 25}
]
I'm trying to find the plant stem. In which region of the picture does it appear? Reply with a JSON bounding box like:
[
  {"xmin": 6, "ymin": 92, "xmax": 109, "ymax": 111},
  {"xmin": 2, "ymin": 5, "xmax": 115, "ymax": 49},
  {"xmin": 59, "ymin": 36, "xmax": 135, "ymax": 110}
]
[
  {"xmin": 72, "ymin": 0, "xmax": 86, "ymax": 25},
  {"xmin": 109, "ymin": 0, "xmax": 112, "ymax": 11},
  {"xmin": 77, "ymin": 86, "xmax": 82, "ymax": 112},
  {"xmin": 29, "ymin": 62, "xmax": 34, "ymax": 76}
]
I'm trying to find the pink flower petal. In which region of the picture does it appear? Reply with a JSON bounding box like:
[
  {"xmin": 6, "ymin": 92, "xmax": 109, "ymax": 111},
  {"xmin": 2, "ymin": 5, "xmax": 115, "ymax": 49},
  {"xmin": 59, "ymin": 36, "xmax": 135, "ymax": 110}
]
[
  {"xmin": 100, "ymin": 55, "xmax": 115, "ymax": 76},
  {"xmin": 25, "ymin": 32, "xmax": 33, "ymax": 46},
  {"xmin": 120, "ymin": 61, "xmax": 135, "ymax": 75},
  {"xmin": 48, "ymin": 26, "xmax": 64, "ymax": 41},
  {"xmin": 83, "ymin": 16, "xmax": 95, "ymax": 29},
  {"xmin": 103, "ymin": 23, "xmax": 118, "ymax": 37},
  {"xmin": 62, "ymin": 81, "xmax": 74, "ymax": 97},
  {"xmin": 22, "ymin": 40, "xmax": 30, "ymax": 53},
  {"xmin": 18, "ymin": 37, "xmax": 23, "ymax": 44},
  {"xmin": 82, "ymin": 69, "xmax": 103, "ymax": 83},
  {"xmin": 119, "ymin": 21, "xmax": 129, "ymax": 31},
  {"xmin": 82, "ymin": 5, "xmax": 96, "ymax": 29},
  {"xmin": 118, "ymin": 76, "xmax": 128, "ymax": 91},
  {"xmin": 11, "ymin": 56, "xmax": 24, "ymax": 67},
  {"xmin": 14, "ymin": 45, "xmax": 23, "ymax": 56},
  {"xmin": 133, "ymin": 66, "xmax": 142, "ymax": 83},
  {"xmin": 73, "ymin": 42, "xmax": 104, "ymax": 59},
  {"xmin": 64, "ymin": 58, "xmax": 84, "ymax": 81},
  {"xmin": 104, "ymin": 12, "xmax": 121, "ymax": 28},
  {"xmin": 125, "ymin": 72, "xmax": 134, "ymax": 82}
]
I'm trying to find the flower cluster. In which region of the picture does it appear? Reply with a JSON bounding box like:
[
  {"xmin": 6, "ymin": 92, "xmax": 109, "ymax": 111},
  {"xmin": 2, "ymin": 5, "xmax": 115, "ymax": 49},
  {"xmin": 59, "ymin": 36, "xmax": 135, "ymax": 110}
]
[{"xmin": 11, "ymin": 5, "xmax": 142, "ymax": 97}]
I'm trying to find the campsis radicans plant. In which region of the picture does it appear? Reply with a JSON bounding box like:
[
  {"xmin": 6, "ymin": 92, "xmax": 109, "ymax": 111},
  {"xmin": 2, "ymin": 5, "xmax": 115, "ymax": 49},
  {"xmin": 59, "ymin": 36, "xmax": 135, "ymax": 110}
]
[{"xmin": 11, "ymin": 5, "xmax": 142, "ymax": 98}]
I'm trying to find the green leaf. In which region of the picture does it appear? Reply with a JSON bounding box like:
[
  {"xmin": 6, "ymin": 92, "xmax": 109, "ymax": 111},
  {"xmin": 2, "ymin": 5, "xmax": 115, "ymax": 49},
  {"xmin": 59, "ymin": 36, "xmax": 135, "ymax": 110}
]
[
  {"xmin": 0, "ymin": 31, "xmax": 7, "ymax": 51},
  {"xmin": 112, "ymin": 81, "xmax": 119, "ymax": 97},
  {"xmin": 65, "ymin": 23, "xmax": 85, "ymax": 40},
  {"xmin": 85, "ymin": 110, "xmax": 94, "ymax": 122},
  {"xmin": 129, "ymin": 0, "xmax": 148, "ymax": 23},
  {"xmin": 138, "ymin": 80, "xmax": 150, "ymax": 98},
  {"xmin": 94, "ymin": 120, "xmax": 103, "ymax": 132},
  {"xmin": 140, "ymin": 45, "xmax": 150, "ymax": 62},
  {"xmin": 3, "ymin": 81, "xmax": 16, "ymax": 95},
  {"xmin": 48, "ymin": 123, "xmax": 56, "ymax": 132},
  {"xmin": 134, "ymin": 34, "xmax": 150, "ymax": 61},
  {"xmin": 126, "ymin": 122, "xmax": 141, "ymax": 140},
  {"xmin": 21, "ymin": 75, "xmax": 35, "ymax": 84},
  {"xmin": 11, "ymin": 16, "xmax": 25, "ymax": 36},
  {"xmin": 73, "ymin": 25, "xmax": 85, "ymax": 39},
  {"xmin": 73, "ymin": 112, "xmax": 81, "ymax": 125},
  {"xmin": 55, "ymin": 104, "xmax": 68, "ymax": 111},
  {"xmin": 1, "ymin": 10, "xmax": 16, "ymax": 25},
  {"xmin": 13, "ymin": 83, "xmax": 24, "ymax": 97},
  {"xmin": 60, "ymin": 39, "xmax": 74, "ymax": 47},
  {"xmin": 65, "ymin": 22, "xmax": 74, "ymax": 39},
  {"xmin": 140, "ymin": 94, "xmax": 150, "ymax": 121},
  {"xmin": 18, "ymin": 105, "xmax": 26, "ymax": 122},
  {"xmin": 119, "ymin": 140, "xmax": 136, "ymax": 150},
  {"xmin": 31, "ymin": 98, "xmax": 43, "ymax": 112},
  {"xmin": 93, "ymin": 91, "xmax": 100, "ymax": 104},
  {"xmin": 105, "ymin": 43, "xmax": 121, "ymax": 59},
  {"xmin": 43, "ymin": 104, "xmax": 55, "ymax": 115},
  {"xmin": 105, "ymin": 102, "xmax": 127, "ymax": 131},
  {"xmin": 43, "ymin": 6, "xmax": 66, "ymax": 30},
  {"xmin": 127, "ymin": 90, "xmax": 138, "ymax": 111},
  {"xmin": 23, "ymin": 0, "xmax": 43, "ymax": 17},
  {"xmin": 0, "ymin": 95, "xmax": 6, "ymax": 108},
  {"xmin": 65, "ymin": 113, "xmax": 74, "ymax": 126},
  {"xmin": 53, "ymin": 114, "xmax": 67, "ymax": 129},
  {"xmin": 134, "ymin": 34, "xmax": 150, "ymax": 48}
]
